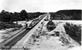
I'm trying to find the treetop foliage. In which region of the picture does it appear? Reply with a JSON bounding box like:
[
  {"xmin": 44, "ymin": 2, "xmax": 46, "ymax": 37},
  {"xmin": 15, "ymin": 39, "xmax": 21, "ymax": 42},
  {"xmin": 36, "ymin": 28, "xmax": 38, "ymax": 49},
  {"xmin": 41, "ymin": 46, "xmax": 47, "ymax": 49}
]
[
  {"xmin": 50, "ymin": 10, "xmax": 81, "ymax": 20},
  {"xmin": 0, "ymin": 10, "xmax": 45, "ymax": 22}
]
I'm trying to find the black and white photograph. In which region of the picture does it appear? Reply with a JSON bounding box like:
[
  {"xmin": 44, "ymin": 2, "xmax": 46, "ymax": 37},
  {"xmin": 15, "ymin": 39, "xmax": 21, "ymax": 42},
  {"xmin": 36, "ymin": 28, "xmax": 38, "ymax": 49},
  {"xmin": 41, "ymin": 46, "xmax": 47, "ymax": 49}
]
[{"xmin": 0, "ymin": 0, "xmax": 82, "ymax": 50}]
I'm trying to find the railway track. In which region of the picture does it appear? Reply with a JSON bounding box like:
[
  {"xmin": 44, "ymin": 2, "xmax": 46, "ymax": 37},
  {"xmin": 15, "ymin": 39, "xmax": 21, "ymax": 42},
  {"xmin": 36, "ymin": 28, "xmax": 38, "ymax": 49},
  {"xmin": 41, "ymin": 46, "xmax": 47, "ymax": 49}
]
[{"xmin": 0, "ymin": 14, "xmax": 48, "ymax": 50}]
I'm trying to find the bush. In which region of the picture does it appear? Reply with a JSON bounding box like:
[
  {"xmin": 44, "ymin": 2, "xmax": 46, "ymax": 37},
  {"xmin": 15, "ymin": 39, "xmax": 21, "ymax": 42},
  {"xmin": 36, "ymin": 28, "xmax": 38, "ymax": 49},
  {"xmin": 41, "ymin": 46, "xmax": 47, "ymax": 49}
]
[
  {"xmin": 64, "ymin": 23, "xmax": 81, "ymax": 44},
  {"xmin": 0, "ymin": 22, "xmax": 22, "ymax": 30},
  {"xmin": 46, "ymin": 20, "xmax": 56, "ymax": 31}
]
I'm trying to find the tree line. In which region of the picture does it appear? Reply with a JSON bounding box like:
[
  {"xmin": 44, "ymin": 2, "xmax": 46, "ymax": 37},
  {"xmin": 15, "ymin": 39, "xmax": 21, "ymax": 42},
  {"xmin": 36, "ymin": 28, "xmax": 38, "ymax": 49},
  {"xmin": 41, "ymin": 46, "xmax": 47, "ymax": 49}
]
[
  {"xmin": 0, "ymin": 10, "xmax": 45, "ymax": 22},
  {"xmin": 50, "ymin": 10, "xmax": 81, "ymax": 20}
]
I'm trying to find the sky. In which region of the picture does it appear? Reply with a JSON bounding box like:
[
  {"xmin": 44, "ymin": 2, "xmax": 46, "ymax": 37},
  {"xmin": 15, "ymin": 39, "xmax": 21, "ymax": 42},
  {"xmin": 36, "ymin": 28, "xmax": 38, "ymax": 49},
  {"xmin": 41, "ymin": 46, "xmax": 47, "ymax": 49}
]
[{"xmin": 0, "ymin": 0, "xmax": 82, "ymax": 12}]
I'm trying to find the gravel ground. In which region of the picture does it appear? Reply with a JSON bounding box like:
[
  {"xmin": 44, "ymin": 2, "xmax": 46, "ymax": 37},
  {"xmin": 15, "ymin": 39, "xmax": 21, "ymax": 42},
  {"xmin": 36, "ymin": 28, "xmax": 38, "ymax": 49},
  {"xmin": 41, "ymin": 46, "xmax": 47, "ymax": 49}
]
[{"xmin": 23, "ymin": 21, "xmax": 80, "ymax": 50}]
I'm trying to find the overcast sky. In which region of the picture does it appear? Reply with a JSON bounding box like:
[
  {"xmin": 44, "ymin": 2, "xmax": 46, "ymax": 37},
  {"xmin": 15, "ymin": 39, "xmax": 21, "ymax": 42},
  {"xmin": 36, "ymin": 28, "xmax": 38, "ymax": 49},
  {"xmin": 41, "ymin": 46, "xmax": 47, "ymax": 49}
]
[{"xmin": 0, "ymin": 0, "xmax": 82, "ymax": 12}]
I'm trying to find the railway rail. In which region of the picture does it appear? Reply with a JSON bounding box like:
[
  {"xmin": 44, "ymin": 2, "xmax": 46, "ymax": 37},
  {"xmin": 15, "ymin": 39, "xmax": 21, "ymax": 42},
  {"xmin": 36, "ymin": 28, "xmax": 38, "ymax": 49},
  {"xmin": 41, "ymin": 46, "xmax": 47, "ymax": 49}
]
[{"xmin": 0, "ymin": 14, "xmax": 48, "ymax": 50}]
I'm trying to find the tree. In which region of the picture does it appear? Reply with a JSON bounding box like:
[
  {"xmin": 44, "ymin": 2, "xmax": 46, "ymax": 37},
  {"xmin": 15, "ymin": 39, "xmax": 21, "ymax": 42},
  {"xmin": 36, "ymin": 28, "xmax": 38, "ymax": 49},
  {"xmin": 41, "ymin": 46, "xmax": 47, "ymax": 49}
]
[
  {"xmin": 0, "ymin": 10, "xmax": 11, "ymax": 22},
  {"xmin": 20, "ymin": 10, "xmax": 28, "ymax": 20}
]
